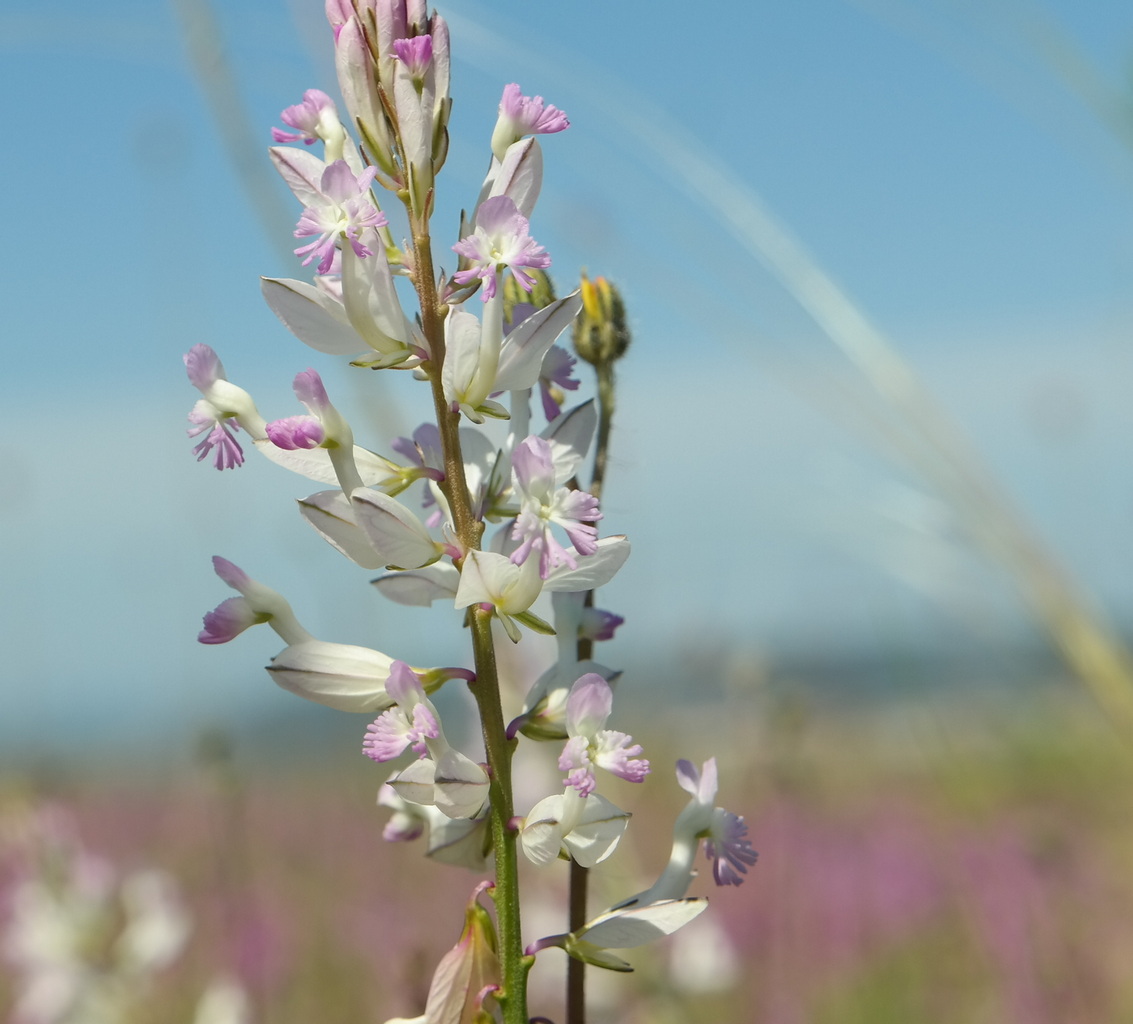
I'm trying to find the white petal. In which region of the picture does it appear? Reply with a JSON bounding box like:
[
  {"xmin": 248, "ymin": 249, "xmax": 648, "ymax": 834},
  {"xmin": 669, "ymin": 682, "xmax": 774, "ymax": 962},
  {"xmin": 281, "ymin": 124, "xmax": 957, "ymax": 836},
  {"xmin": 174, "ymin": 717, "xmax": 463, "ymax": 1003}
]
[
  {"xmin": 261, "ymin": 277, "xmax": 366, "ymax": 355},
  {"xmin": 562, "ymin": 794, "xmax": 630, "ymax": 868},
  {"xmin": 444, "ymin": 299, "xmax": 503, "ymax": 417},
  {"xmin": 298, "ymin": 490, "xmax": 386, "ymax": 569},
  {"xmin": 480, "ymin": 137, "xmax": 543, "ymax": 219},
  {"xmin": 459, "ymin": 427, "xmax": 499, "ymax": 510},
  {"xmin": 254, "ymin": 440, "xmax": 400, "ymax": 487},
  {"xmin": 441, "ymin": 309, "xmax": 483, "ymax": 410},
  {"xmin": 494, "ymin": 292, "xmax": 582, "ymax": 392},
  {"xmin": 432, "ymin": 750, "xmax": 490, "ymax": 819},
  {"xmin": 351, "ymin": 489, "xmax": 440, "ymax": 569},
  {"xmin": 577, "ymin": 898, "xmax": 709, "ymax": 950},
  {"xmin": 520, "ymin": 794, "xmax": 566, "ymax": 866},
  {"xmin": 542, "ymin": 400, "xmax": 597, "ymax": 486},
  {"xmin": 390, "ymin": 758, "xmax": 437, "ymax": 806},
  {"xmin": 453, "ymin": 548, "xmax": 501, "ymax": 608},
  {"xmin": 269, "ymin": 146, "xmax": 326, "ymax": 206},
  {"xmin": 355, "ymin": 448, "xmax": 405, "ymax": 487},
  {"xmin": 341, "ymin": 237, "xmax": 417, "ymax": 356},
  {"xmin": 372, "ymin": 563, "xmax": 461, "ymax": 606},
  {"xmin": 543, "ymin": 536, "xmax": 630, "ymax": 592},
  {"xmin": 266, "ymin": 641, "xmax": 394, "ymax": 712},
  {"xmin": 425, "ymin": 813, "xmax": 491, "ymax": 872},
  {"xmin": 393, "ymin": 67, "xmax": 432, "ymax": 177},
  {"xmin": 334, "ymin": 18, "xmax": 390, "ymax": 166},
  {"xmin": 454, "ymin": 550, "xmax": 542, "ymax": 614}
]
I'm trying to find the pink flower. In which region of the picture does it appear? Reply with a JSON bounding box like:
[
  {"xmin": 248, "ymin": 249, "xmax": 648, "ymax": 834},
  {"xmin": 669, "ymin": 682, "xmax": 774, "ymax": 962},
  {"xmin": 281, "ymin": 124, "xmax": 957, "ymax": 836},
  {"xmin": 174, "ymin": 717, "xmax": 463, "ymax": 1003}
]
[
  {"xmin": 558, "ymin": 674, "xmax": 648, "ymax": 796},
  {"xmin": 264, "ymin": 368, "xmax": 352, "ymax": 457},
  {"xmin": 491, "ymin": 83, "xmax": 569, "ymax": 160},
  {"xmin": 265, "ymin": 415, "xmax": 325, "ymax": 450},
  {"xmin": 187, "ymin": 401, "xmax": 245, "ymax": 470},
  {"xmin": 538, "ymin": 343, "xmax": 579, "ymax": 420},
  {"xmin": 183, "ymin": 344, "xmax": 266, "ymax": 470},
  {"xmin": 294, "ymin": 161, "xmax": 386, "ymax": 274},
  {"xmin": 363, "ymin": 662, "xmax": 490, "ymax": 820},
  {"xmin": 704, "ymin": 806, "xmax": 757, "ymax": 886},
  {"xmin": 451, "ymin": 197, "xmax": 550, "ymax": 301},
  {"xmin": 196, "ymin": 557, "xmax": 311, "ymax": 647},
  {"xmin": 392, "ymin": 34, "xmax": 433, "ymax": 77},
  {"xmin": 198, "ymin": 596, "xmax": 261, "ymax": 644},
  {"xmin": 629, "ymin": 759, "xmax": 757, "ymax": 906},
  {"xmin": 509, "ymin": 435, "xmax": 601, "ymax": 578},
  {"xmin": 272, "ymin": 89, "xmax": 338, "ymax": 145},
  {"xmin": 364, "ymin": 663, "xmax": 441, "ymax": 761}
]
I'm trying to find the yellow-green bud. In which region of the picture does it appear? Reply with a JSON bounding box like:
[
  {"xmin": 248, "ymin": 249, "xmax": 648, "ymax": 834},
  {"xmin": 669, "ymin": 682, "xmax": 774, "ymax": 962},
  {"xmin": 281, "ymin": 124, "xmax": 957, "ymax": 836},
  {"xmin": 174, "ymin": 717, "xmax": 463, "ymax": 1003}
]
[
  {"xmin": 503, "ymin": 267, "xmax": 557, "ymax": 326},
  {"xmin": 572, "ymin": 273, "xmax": 631, "ymax": 367}
]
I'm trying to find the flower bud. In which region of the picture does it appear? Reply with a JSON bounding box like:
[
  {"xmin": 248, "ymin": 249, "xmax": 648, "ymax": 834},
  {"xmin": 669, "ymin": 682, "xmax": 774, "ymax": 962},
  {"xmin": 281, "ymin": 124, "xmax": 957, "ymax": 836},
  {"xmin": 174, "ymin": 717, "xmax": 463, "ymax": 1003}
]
[
  {"xmin": 572, "ymin": 273, "xmax": 631, "ymax": 367},
  {"xmin": 503, "ymin": 266, "xmax": 556, "ymax": 324},
  {"xmin": 393, "ymin": 883, "xmax": 501, "ymax": 1024}
]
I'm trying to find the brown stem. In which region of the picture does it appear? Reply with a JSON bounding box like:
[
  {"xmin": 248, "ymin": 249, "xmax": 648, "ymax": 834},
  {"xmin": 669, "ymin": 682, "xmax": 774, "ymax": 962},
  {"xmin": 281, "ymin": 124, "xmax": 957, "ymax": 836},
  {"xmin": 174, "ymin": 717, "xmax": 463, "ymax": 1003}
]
[{"xmin": 410, "ymin": 218, "xmax": 526, "ymax": 1021}]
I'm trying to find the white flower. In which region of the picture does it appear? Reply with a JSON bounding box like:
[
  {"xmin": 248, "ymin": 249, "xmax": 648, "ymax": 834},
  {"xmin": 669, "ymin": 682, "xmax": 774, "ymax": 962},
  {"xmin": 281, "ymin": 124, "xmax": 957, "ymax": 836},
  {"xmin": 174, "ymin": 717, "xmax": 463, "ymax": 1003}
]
[
  {"xmin": 519, "ymin": 788, "xmax": 629, "ymax": 868},
  {"xmin": 453, "ymin": 550, "xmax": 545, "ymax": 643}
]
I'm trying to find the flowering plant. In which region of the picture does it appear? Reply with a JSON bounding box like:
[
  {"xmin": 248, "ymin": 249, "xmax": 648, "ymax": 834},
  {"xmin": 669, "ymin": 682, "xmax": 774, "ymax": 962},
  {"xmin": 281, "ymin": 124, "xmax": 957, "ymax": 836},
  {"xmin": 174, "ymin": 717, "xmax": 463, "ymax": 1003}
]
[{"xmin": 185, "ymin": 3, "xmax": 755, "ymax": 1021}]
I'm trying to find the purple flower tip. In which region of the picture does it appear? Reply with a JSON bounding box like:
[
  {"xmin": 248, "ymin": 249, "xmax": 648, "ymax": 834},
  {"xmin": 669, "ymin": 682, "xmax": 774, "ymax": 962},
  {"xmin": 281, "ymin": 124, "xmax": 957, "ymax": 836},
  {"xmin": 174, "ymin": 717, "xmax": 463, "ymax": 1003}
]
[
  {"xmin": 211, "ymin": 556, "xmax": 248, "ymax": 589},
  {"xmin": 198, "ymin": 596, "xmax": 256, "ymax": 644},
  {"xmin": 266, "ymin": 415, "xmax": 325, "ymax": 451},
  {"xmin": 293, "ymin": 368, "xmax": 330, "ymax": 411},
  {"xmin": 386, "ymin": 660, "xmax": 426, "ymax": 704},
  {"xmin": 393, "ymin": 34, "xmax": 433, "ymax": 74},
  {"xmin": 274, "ymin": 88, "xmax": 336, "ymax": 145},
  {"xmin": 184, "ymin": 343, "xmax": 223, "ymax": 391},
  {"xmin": 500, "ymin": 83, "xmax": 569, "ymax": 136},
  {"xmin": 706, "ymin": 810, "xmax": 758, "ymax": 887},
  {"xmin": 187, "ymin": 405, "xmax": 245, "ymax": 470},
  {"xmin": 579, "ymin": 607, "xmax": 624, "ymax": 643}
]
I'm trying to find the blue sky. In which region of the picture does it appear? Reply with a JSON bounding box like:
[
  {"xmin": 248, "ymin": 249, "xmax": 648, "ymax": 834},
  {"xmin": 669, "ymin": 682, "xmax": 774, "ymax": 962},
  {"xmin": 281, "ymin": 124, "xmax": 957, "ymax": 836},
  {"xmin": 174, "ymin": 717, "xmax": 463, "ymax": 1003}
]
[{"xmin": 4, "ymin": 0, "xmax": 1133, "ymax": 750}]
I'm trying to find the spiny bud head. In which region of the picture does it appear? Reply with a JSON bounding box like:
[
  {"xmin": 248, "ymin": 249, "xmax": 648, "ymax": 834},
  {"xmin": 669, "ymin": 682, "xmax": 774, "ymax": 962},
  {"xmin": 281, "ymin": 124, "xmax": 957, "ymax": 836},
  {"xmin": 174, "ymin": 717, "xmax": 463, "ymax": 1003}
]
[{"xmin": 572, "ymin": 273, "xmax": 630, "ymax": 367}]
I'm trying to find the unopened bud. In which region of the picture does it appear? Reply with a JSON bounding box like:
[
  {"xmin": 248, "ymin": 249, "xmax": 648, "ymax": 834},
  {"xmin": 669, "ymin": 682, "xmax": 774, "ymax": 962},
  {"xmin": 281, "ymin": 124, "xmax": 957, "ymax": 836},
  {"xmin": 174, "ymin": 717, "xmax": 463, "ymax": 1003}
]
[
  {"xmin": 572, "ymin": 273, "xmax": 630, "ymax": 366},
  {"xmin": 503, "ymin": 266, "xmax": 557, "ymax": 325}
]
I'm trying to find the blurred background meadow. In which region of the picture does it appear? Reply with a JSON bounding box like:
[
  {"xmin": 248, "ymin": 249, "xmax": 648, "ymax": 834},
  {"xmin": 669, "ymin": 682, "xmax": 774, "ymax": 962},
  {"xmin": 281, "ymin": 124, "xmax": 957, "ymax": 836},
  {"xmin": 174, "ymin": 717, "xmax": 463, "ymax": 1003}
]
[{"xmin": 4, "ymin": 0, "xmax": 1133, "ymax": 1020}]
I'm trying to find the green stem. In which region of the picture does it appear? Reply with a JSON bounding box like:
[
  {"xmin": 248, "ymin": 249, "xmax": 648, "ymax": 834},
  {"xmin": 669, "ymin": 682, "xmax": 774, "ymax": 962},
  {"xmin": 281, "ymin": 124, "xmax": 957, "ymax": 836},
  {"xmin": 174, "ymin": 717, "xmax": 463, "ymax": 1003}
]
[
  {"xmin": 469, "ymin": 608, "xmax": 530, "ymax": 1022},
  {"xmin": 566, "ymin": 356, "xmax": 618, "ymax": 1024},
  {"xmin": 591, "ymin": 362, "xmax": 616, "ymax": 502}
]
